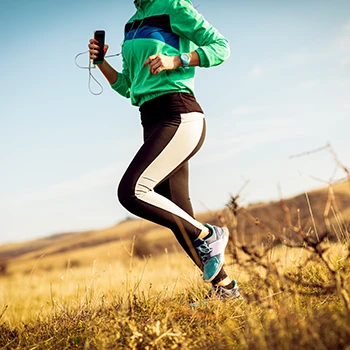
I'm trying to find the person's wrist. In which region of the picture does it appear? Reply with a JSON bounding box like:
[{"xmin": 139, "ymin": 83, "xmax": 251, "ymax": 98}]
[
  {"xmin": 179, "ymin": 53, "xmax": 191, "ymax": 68},
  {"xmin": 96, "ymin": 59, "xmax": 106, "ymax": 68}
]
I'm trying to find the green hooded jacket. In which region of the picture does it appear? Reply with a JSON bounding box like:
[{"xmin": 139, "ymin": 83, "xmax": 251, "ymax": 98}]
[{"xmin": 111, "ymin": 0, "xmax": 230, "ymax": 106}]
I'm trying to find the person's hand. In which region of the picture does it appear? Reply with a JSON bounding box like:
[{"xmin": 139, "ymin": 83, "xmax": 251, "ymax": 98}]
[
  {"xmin": 88, "ymin": 38, "xmax": 109, "ymax": 62},
  {"xmin": 143, "ymin": 54, "xmax": 182, "ymax": 75}
]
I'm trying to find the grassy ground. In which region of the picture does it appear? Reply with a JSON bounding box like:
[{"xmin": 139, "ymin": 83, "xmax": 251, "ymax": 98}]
[
  {"xmin": 1, "ymin": 238, "xmax": 350, "ymax": 349},
  {"xmin": 1, "ymin": 181, "xmax": 350, "ymax": 349}
]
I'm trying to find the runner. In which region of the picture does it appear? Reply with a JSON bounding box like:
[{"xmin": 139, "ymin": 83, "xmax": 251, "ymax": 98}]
[{"xmin": 88, "ymin": 0, "xmax": 240, "ymax": 300}]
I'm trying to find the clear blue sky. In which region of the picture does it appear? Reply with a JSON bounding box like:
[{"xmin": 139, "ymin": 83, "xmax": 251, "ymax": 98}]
[{"xmin": 1, "ymin": 0, "xmax": 349, "ymax": 244}]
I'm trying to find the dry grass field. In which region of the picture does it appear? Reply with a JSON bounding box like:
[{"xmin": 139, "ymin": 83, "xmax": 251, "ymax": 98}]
[{"xmin": 0, "ymin": 180, "xmax": 350, "ymax": 349}]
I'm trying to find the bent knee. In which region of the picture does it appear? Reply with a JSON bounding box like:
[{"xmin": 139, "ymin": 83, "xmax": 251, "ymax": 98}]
[
  {"xmin": 117, "ymin": 174, "xmax": 153, "ymax": 210},
  {"xmin": 117, "ymin": 179, "xmax": 134, "ymax": 208}
]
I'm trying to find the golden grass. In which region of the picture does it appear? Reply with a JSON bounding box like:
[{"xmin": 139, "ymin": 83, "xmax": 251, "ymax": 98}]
[
  {"xmin": 1, "ymin": 239, "xmax": 350, "ymax": 349},
  {"xmin": 0, "ymin": 247, "xmax": 195, "ymax": 327},
  {"xmin": 3, "ymin": 236, "xmax": 324, "ymax": 328},
  {"xmin": 1, "ymin": 181, "xmax": 349, "ymax": 349}
]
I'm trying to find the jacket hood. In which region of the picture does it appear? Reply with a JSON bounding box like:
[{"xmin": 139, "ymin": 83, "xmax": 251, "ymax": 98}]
[{"xmin": 134, "ymin": 0, "xmax": 154, "ymax": 10}]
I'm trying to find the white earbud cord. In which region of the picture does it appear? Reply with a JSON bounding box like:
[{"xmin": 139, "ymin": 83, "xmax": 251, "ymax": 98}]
[
  {"xmin": 76, "ymin": 14, "xmax": 143, "ymax": 95},
  {"xmin": 74, "ymin": 51, "xmax": 121, "ymax": 95}
]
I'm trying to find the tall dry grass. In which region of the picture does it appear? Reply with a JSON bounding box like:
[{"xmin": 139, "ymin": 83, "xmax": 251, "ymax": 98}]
[{"xmin": 1, "ymin": 182, "xmax": 350, "ymax": 349}]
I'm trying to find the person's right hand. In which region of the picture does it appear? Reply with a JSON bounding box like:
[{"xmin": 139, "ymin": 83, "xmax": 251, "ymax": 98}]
[{"xmin": 88, "ymin": 38, "xmax": 109, "ymax": 62}]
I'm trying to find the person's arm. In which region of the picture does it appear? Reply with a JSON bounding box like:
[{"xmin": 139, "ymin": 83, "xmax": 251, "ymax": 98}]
[
  {"xmin": 144, "ymin": 0, "xmax": 229, "ymax": 75},
  {"xmin": 186, "ymin": 51, "xmax": 200, "ymax": 67},
  {"xmin": 169, "ymin": 0, "xmax": 230, "ymax": 68},
  {"xmin": 143, "ymin": 51, "xmax": 200, "ymax": 75},
  {"xmin": 97, "ymin": 60, "xmax": 119, "ymax": 85},
  {"xmin": 88, "ymin": 39, "xmax": 131, "ymax": 98},
  {"xmin": 89, "ymin": 39, "xmax": 118, "ymax": 84}
]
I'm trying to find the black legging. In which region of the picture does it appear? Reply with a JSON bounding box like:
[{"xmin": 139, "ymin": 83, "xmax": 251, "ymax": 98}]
[{"xmin": 117, "ymin": 93, "xmax": 228, "ymax": 284}]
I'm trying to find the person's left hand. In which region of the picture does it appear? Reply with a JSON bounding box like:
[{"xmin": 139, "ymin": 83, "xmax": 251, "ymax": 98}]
[{"xmin": 143, "ymin": 54, "xmax": 181, "ymax": 75}]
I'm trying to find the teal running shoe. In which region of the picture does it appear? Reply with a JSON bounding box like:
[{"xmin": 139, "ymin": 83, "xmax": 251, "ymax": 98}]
[{"xmin": 194, "ymin": 223, "xmax": 229, "ymax": 282}]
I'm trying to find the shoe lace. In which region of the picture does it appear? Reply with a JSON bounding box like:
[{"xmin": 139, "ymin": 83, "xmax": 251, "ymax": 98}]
[{"xmin": 196, "ymin": 241, "xmax": 212, "ymax": 262}]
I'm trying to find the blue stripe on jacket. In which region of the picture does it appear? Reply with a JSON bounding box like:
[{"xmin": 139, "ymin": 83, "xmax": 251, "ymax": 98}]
[{"xmin": 125, "ymin": 25, "xmax": 180, "ymax": 50}]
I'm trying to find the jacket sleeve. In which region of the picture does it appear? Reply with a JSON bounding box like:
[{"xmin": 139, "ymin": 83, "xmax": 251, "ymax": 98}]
[
  {"xmin": 110, "ymin": 57, "xmax": 132, "ymax": 98},
  {"xmin": 168, "ymin": 0, "xmax": 230, "ymax": 68}
]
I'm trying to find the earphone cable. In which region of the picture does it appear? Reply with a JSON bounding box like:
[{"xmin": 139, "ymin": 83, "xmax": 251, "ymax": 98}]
[{"xmin": 74, "ymin": 50, "xmax": 121, "ymax": 95}]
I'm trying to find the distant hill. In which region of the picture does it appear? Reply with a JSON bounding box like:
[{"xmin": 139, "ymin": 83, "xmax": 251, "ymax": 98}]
[
  {"xmin": 0, "ymin": 180, "xmax": 349, "ymax": 275},
  {"xmin": 232, "ymin": 180, "xmax": 350, "ymax": 245}
]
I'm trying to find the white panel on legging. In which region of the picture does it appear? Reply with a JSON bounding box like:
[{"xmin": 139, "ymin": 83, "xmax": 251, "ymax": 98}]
[{"xmin": 135, "ymin": 112, "xmax": 205, "ymax": 230}]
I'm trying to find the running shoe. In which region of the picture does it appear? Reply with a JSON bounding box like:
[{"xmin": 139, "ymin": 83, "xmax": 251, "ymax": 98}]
[
  {"xmin": 205, "ymin": 280, "xmax": 241, "ymax": 300},
  {"xmin": 194, "ymin": 223, "xmax": 229, "ymax": 282},
  {"xmin": 189, "ymin": 280, "xmax": 241, "ymax": 308}
]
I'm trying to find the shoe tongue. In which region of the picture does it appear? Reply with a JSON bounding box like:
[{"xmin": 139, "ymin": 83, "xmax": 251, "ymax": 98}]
[
  {"xmin": 207, "ymin": 240, "xmax": 222, "ymax": 257},
  {"xmin": 205, "ymin": 230, "xmax": 214, "ymax": 240}
]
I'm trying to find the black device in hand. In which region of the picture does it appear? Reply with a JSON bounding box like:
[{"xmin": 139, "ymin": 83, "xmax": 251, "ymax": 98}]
[{"xmin": 93, "ymin": 30, "xmax": 105, "ymax": 65}]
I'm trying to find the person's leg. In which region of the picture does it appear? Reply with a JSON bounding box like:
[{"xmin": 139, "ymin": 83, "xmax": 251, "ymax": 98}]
[
  {"xmin": 117, "ymin": 111, "xmax": 230, "ymax": 283},
  {"xmin": 154, "ymin": 163, "xmax": 231, "ymax": 286},
  {"xmin": 154, "ymin": 163, "xmax": 203, "ymax": 270},
  {"xmin": 117, "ymin": 112, "xmax": 207, "ymax": 238}
]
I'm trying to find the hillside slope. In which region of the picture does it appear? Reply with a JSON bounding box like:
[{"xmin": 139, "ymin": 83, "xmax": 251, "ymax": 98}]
[
  {"xmin": 234, "ymin": 180, "xmax": 350, "ymax": 245},
  {"xmin": 1, "ymin": 180, "xmax": 349, "ymax": 274}
]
